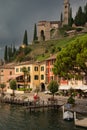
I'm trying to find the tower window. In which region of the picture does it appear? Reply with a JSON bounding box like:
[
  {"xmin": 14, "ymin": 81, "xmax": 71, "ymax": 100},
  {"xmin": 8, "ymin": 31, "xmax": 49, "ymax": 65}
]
[{"xmin": 65, "ymin": 5, "xmax": 67, "ymax": 8}]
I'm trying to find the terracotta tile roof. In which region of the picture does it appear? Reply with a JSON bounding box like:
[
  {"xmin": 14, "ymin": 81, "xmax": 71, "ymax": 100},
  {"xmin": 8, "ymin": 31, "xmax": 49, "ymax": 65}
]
[{"xmin": 46, "ymin": 54, "xmax": 57, "ymax": 61}]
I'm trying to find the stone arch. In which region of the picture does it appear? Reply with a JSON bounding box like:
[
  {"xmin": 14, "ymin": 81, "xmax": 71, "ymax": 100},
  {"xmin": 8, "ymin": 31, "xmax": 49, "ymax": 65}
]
[{"xmin": 40, "ymin": 30, "xmax": 45, "ymax": 41}]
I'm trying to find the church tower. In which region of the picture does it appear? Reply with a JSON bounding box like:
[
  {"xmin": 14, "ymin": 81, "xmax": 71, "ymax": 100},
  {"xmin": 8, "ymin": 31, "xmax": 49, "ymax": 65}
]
[{"xmin": 63, "ymin": 0, "xmax": 70, "ymax": 25}]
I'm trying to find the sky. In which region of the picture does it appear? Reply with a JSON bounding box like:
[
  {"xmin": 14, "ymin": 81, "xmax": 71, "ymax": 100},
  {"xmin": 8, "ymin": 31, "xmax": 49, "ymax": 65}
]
[{"xmin": 0, "ymin": 0, "xmax": 87, "ymax": 59}]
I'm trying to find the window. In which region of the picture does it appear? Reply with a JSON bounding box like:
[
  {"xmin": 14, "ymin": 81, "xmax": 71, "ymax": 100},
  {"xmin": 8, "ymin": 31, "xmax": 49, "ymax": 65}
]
[
  {"xmin": 41, "ymin": 66, "xmax": 44, "ymax": 71},
  {"xmin": 20, "ymin": 68, "xmax": 22, "ymax": 72},
  {"xmin": 50, "ymin": 68, "xmax": 53, "ymax": 72},
  {"xmin": 1, "ymin": 70, "xmax": 3, "ymax": 72},
  {"xmin": 34, "ymin": 75, "xmax": 39, "ymax": 80},
  {"xmin": 41, "ymin": 75, "xmax": 44, "ymax": 80},
  {"xmin": 28, "ymin": 67, "xmax": 30, "ymax": 71},
  {"xmin": 27, "ymin": 75, "xmax": 31, "ymax": 82},
  {"xmin": 10, "ymin": 71, "xmax": 12, "ymax": 75},
  {"xmin": 46, "ymin": 62, "xmax": 49, "ymax": 66},
  {"xmin": 50, "ymin": 76, "xmax": 54, "ymax": 80},
  {"xmin": 46, "ymin": 68, "xmax": 49, "ymax": 73},
  {"xmin": 16, "ymin": 68, "xmax": 19, "ymax": 72},
  {"xmin": 46, "ymin": 76, "xmax": 49, "ymax": 83},
  {"xmin": 34, "ymin": 66, "xmax": 38, "ymax": 71},
  {"xmin": 65, "ymin": 5, "xmax": 67, "ymax": 8},
  {"xmin": 50, "ymin": 60, "xmax": 55, "ymax": 65}
]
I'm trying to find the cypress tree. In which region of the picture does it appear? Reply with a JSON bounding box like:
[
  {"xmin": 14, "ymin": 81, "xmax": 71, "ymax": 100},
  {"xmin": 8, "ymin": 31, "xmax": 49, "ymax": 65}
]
[
  {"xmin": 84, "ymin": 3, "xmax": 87, "ymax": 22},
  {"xmin": 74, "ymin": 6, "xmax": 86, "ymax": 26},
  {"xmin": 8, "ymin": 46, "xmax": 12, "ymax": 62},
  {"xmin": 13, "ymin": 45, "xmax": 16, "ymax": 54},
  {"xmin": 60, "ymin": 12, "xmax": 63, "ymax": 24},
  {"xmin": 4, "ymin": 45, "xmax": 8, "ymax": 62},
  {"xmin": 23, "ymin": 30, "xmax": 28, "ymax": 46},
  {"xmin": 68, "ymin": 8, "xmax": 73, "ymax": 27},
  {"xmin": 33, "ymin": 24, "xmax": 38, "ymax": 42}
]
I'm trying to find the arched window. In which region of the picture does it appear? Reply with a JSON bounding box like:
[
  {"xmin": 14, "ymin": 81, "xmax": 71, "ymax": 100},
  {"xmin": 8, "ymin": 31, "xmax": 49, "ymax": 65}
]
[{"xmin": 40, "ymin": 30, "xmax": 45, "ymax": 41}]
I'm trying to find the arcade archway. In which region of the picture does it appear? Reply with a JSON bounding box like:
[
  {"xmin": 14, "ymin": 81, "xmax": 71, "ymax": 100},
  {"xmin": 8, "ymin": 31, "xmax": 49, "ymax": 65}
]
[
  {"xmin": 40, "ymin": 30, "xmax": 45, "ymax": 41},
  {"xmin": 41, "ymin": 83, "xmax": 45, "ymax": 91}
]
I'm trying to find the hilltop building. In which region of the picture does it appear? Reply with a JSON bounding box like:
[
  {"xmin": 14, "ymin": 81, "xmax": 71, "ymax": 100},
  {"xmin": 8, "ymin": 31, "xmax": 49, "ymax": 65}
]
[{"xmin": 37, "ymin": 0, "xmax": 70, "ymax": 41}]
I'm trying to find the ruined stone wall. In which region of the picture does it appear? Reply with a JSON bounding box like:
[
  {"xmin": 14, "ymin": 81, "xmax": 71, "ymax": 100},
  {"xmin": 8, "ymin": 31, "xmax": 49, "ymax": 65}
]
[{"xmin": 37, "ymin": 21, "xmax": 51, "ymax": 41}]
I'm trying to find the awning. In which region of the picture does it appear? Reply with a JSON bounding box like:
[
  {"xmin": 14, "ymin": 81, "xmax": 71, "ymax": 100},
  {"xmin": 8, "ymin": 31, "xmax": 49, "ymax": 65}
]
[
  {"xmin": 71, "ymin": 85, "xmax": 87, "ymax": 90},
  {"xmin": 59, "ymin": 85, "xmax": 87, "ymax": 90},
  {"xmin": 8, "ymin": 74, "xmax": 23, "ymax": 80},
  {"xmin": 71, "ymin": 86, "xmax": 81, "ymax": 90},
  {"xmin": 59, "ymin": 85, "xmax": 71, "ymax": 90},
  {"xmin": 80, "ymin": 85, "xmax": 87, "ymax": 90},
  {"xmin": 83, "ymin": 90, "xmax": 87, "ymax": 93}
]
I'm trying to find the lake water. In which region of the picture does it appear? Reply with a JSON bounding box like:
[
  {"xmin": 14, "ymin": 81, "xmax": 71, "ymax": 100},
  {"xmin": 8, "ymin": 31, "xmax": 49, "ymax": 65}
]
[{"xmin": 0, "ymin": 103, "xmax": 86, "ymax": 130}]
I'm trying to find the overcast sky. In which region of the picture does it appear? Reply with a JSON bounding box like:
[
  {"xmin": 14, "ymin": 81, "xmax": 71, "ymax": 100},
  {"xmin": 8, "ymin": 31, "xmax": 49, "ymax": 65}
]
[{"xmin": 0, "ymin": 0, "xmax": 87, "ymax": 58}]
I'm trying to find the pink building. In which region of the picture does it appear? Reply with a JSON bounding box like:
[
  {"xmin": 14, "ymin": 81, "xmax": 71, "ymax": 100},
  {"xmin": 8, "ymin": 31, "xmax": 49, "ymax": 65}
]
[
  {"xmin": 45, "ymin": 54, "xmax": 57, "ymax": 84},
  {"xmin": 0, "ymin": 63, "xmax": 15, "ymax": 89}
]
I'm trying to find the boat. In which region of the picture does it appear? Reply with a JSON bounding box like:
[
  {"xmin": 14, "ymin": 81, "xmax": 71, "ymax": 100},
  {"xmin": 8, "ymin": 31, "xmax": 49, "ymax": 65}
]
[
  {"xmin": 62, "ymin": 106, "xmax": 73, "ymax": 121},
  {"xmin": 74, "ymin": 112, "xmax": 87, "ymax": 128}
]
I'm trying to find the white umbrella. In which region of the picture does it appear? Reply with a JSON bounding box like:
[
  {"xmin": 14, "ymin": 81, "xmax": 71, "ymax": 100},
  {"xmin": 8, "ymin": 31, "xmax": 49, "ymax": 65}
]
[{"xmin": 59, "ymin": 85, "xmax": 71, "ymax": 90}]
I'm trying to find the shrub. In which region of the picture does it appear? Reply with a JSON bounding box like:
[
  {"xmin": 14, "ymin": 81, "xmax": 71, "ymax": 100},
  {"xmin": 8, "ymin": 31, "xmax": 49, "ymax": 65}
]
[{"xmin": 67, "ymin": 96, "xmax": 75, "ymax": 104}]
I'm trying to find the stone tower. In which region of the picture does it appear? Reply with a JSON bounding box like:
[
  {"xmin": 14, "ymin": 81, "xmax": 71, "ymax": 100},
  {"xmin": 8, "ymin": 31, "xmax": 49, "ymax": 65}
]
[{"xmin": 63, "ymin": 0, "xmax": 70, "ymax": 25}]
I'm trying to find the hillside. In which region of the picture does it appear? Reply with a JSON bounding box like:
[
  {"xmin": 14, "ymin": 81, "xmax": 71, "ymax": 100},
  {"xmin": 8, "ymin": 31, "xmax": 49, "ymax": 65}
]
[{"xmin": 15, "ymin": 33, "xmax": 87, "ymax": 62}]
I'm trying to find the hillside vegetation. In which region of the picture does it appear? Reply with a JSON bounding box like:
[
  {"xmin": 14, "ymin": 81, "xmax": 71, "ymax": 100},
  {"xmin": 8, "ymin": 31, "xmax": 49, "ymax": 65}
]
[
  {"xmin": 7, "ymin": 33, "xmax": 87, "ymax": 62},
  {"xmin": 21, "ymin": 34, "xmax": 87, "ymax": 62}
]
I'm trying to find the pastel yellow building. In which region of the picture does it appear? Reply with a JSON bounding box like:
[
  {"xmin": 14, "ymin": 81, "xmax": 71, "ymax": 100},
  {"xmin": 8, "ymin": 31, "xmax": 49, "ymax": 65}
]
[{"xmin": 14, "ymin": 61, "xmax": 46, "ymax": 91}]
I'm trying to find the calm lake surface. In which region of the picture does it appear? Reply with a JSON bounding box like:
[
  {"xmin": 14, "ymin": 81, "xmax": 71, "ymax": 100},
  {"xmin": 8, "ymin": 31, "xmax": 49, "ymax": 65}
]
[{"xmin": 0, "ymin": 103, "xmax": 86, "ymax": 130}]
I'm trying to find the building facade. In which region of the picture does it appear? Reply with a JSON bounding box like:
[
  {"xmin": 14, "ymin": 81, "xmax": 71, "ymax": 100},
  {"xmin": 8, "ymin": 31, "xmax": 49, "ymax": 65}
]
[
  {"xmin": 14, "ymin": 61, "xmax": 46, "ymax": 91},
  {"xmin": 0, "ymin": 63, "xmax": 15, "ymax": 89},
  {"xmin": 45, "ymin": 55, "xmax": 58, "ymax": 84}
]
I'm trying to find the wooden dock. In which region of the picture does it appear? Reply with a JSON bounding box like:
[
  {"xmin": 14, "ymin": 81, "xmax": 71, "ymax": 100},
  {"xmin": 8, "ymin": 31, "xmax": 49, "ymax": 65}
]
[
  {"xmin": 64, "ymin": 104, "xmax": 87, "ymax": 114},
  {"xmin": 26, "ymin": 103, "xmax": 62, "ymax": 112},
  {"xmin": 0, "ymin": 97, "xmax": 64, "ymax": 112},
  {"xmin": 26, "ymin": 99, "xmax": 64, "ymax": 112},
  {"xmin": 74, "ymin": 112, "xmax": 87, "ymax": 128}
]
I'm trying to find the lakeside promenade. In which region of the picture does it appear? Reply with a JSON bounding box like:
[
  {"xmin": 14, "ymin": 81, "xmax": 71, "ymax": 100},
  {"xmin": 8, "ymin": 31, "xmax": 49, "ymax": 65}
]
[{"xmin": 0, "ymin": 92, "xmax": 87, "ymax": 114}]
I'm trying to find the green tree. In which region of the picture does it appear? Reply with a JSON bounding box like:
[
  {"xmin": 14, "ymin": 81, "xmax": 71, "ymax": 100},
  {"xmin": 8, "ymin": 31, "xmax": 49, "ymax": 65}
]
[
  {"xmin": 68, "ymin": 8, "xmax": 73, "ymax": 27},
  {"xmin": 84, "ymin": 3, "xmax": 87, "ymax": 22},
  {"xmin": 0, "ymin": 83, "xmax": 6, "ymax": 96},
  {"xmin": 33, "ymin": 23, "xmax": 38, "ymax": 42},
  {"xmin": 10, "ymin": 79, "xmax": 17, "ymax": 96},
  {"xmin": 21, "ymin": 67, "xmax": 29, "ymax": 91},
  {"xmin": 53, "ymin": 34, "xmax": 87, "ymax": 81},
  {"xmin": 23, "ymin": 30, "xmax": 28, "ymax": 46},
  {"xmin": 4, "ymin": 45, "xmax": 8, "ymax": 62},
  {"xmin": 60, "ymin": 12, "xmax": 63, "ymax": 24},
  {"xmin": 13, "ymin": 45, "xmax": 16, "ymax": 55},
  {"xmin": 8, "ymin": 45, "xmax": 13, "ymax": 62},
  {"xmin": 74, "ymin": 6, "xmax": 86, "ymax": 26},
  {"xmin": 48, "ymin": 80, "xmax": 59, "ymax": 98}
]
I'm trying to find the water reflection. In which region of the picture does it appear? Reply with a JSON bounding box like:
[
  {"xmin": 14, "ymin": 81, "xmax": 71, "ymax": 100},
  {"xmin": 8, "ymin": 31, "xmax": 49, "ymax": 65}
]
[{"xmin": 0, "ymin": 103, "xmax": 86, "ymax": 130}]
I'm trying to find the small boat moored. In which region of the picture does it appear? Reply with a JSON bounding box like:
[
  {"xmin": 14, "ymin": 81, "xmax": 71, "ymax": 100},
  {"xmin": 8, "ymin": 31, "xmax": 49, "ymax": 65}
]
[
  {"xmin": 74, "ymin": 112, "xmax": 87, "ymax": 128},
  {"xmin": 62, "ymin": 106, "xmax": 73, "ymax": 121}
]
